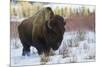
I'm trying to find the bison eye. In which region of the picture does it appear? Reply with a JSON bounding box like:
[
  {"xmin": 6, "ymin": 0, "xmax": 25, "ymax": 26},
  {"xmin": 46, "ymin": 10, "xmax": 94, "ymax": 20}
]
[{"xmin": 64, "ymin": 21, "xmax": 66, "ymax": 25}]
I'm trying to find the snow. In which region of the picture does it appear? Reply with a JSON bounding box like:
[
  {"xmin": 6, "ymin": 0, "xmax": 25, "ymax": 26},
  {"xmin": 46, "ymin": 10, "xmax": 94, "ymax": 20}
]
[{"xmin": 10, "ymin": 31, "xmax": 96, "ymax": 66}]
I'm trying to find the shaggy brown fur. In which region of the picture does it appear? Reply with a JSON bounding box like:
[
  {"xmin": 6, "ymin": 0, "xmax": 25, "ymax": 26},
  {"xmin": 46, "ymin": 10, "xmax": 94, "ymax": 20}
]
[{"xmin": 18, "ymin": 7, "xmax": 65, "ymax": 62}]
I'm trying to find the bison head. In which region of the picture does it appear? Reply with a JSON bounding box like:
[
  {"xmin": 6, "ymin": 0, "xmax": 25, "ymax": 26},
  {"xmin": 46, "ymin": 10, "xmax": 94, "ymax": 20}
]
[
  {"xmin": 45, "ymin": 15, "xmax": 65, "ymax": 51},
  {"xmin": 47, "ymin": 15, "xmax": 65, "ymax": 34}
]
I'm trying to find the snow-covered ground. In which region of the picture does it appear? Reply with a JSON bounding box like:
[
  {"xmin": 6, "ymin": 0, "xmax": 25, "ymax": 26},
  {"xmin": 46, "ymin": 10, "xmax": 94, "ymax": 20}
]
[{"xmin": 10, "ymin": 31, "xmax": 96, "ymax": 66}]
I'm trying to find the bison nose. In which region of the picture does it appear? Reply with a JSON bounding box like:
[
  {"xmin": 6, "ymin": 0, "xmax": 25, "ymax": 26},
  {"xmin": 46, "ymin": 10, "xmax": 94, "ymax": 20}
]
[{"xmin": 52, "ymin": 42, "xmax": 61, "ymax": 50}]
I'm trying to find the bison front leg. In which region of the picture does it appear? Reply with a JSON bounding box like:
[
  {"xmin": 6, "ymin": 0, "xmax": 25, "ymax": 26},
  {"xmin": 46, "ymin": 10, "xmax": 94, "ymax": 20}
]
[
  {"xmin": 40, "ymin": 50, "xmax": 50, "ymax": 64},
  {"xmin": 40, "ymin": 49, "xmax": 50, "ymax": 64},
  {"xmin": 49, "ymin": 48, "xmax": 55, "ymax": 56},
  {"xmin": 40, "ymin": 48, "xmax": 55, "ymax": 64},
  {"xmin": 33, "ymin": 42, "xmax": 50, "ymax": 64}
]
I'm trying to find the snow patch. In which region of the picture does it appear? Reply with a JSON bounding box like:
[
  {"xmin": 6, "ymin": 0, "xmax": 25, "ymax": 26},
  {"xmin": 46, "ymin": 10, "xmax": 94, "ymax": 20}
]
[{"xmin": 11, "ymin": 31, "xmax": 96, "ymax": 66}]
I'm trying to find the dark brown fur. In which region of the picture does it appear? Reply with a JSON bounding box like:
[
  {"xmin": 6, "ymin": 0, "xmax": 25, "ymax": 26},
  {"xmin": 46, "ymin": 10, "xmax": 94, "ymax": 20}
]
[{"xmin": 18, "ymin": 7, "xmax": 65, "ymax": 62}]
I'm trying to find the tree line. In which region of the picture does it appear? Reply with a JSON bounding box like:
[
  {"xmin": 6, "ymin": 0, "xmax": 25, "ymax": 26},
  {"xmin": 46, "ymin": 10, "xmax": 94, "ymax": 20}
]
[{"xmin": 10, "ymin": 1, "xmax": 95, "ymax": 18}]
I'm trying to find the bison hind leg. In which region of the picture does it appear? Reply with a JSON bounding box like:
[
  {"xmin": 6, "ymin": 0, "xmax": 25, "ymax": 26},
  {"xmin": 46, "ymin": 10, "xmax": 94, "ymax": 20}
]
[
  {"xmin": 19, "ymin": 37, "xmax": 31, "ymax": 56},
  {"xmin": 22, "ymin": 45, "xmax": 31, "ymax": 56},
  {"xmin": 22, "ymin": 49, "xmax": 30, "ymax": 56}
]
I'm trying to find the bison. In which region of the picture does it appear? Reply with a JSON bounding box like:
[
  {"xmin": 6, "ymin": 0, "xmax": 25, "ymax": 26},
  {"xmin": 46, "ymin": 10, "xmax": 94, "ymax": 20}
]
[{"xmin": 18, "ymin": 7, "xmax": 65, "ymax": 62}]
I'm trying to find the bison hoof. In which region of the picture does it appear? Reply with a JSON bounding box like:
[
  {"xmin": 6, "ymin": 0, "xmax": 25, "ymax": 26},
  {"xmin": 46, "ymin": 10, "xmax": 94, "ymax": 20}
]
[
  {"xmin": 22, "ymin": 51, "xmax": 30, "ymax": 56},
  {"xmin": 41, "ymin": 56, "xmax": 49, "ymax": 62},
  {"xmin": 40, "ymin": 55, "xmax": 49, "ymax": 65}
]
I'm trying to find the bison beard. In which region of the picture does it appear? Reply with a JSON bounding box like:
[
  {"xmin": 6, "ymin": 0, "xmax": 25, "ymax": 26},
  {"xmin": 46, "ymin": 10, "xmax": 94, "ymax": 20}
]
[{"xmin": 18, "ymin": 7, "xmax": 65, "ymax": 63}]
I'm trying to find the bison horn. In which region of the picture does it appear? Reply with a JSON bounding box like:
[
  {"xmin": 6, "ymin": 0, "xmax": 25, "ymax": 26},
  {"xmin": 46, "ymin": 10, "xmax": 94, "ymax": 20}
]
[{"xmin": 47, "ymin": 21, "xmax": 52, "ymax": 30}]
